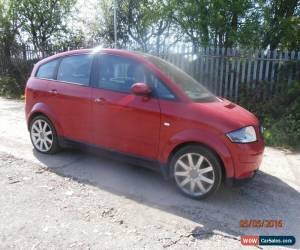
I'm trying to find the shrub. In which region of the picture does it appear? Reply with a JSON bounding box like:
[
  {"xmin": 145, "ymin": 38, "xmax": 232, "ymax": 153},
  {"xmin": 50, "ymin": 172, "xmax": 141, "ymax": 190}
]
[
  {"xmin": 238, "ymin": 80, "xmax": 300, "ymax": 151},
  {"xmin": 0, "ymin": 56, "xmax": 36, "ymax": 99},
  {"xmin": 0, "ymin": 75, "xmax": 23, "ymax": 98}
]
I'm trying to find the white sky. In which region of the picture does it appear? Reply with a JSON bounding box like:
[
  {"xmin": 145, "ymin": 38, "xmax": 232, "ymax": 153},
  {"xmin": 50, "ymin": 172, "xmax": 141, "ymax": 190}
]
[{"xmin": 69, "ymin": 0, "xmax": 99, "ymax": 32}]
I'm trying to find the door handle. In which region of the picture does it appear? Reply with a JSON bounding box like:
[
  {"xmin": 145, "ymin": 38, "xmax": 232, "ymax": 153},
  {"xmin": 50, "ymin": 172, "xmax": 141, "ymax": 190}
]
[
  {"xmin": 94, "ymin": 97, "xmax": 106, "ymax": 104},
  {"xmin": 48, "ymin": 89, "xmax": 58, "ymax": 95}
]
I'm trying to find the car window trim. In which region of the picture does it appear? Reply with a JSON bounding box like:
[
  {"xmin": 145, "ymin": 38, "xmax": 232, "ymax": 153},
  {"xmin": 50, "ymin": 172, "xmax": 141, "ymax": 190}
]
[
  {"xmin": 33, "ymin": 78, "xmax": 94, "ymax": 88},
  {"xmin": 35, "ymin": 58, "xmax": 60, "ymax": 80},
  {"xmin": 35, "ymin": 53, "xmax": 96, "ymax": 87},
  {"xmin": 56, "ymin": 53, "xmax": 95, "ymax": 87},
  {"xmin": 92, "ymin": 52, "xmax": 179, "ymax": 102}
]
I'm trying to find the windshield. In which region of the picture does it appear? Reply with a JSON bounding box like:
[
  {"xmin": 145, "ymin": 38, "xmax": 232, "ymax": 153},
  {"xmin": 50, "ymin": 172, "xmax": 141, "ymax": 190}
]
[{"xmin": 140, "ymin": 53, "xmax": 217, "ymax": 102}]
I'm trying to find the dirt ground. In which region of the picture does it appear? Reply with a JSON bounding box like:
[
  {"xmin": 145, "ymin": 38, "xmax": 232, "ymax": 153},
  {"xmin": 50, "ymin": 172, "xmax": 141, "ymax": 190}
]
[{"xmin": 0, "ymin": 97, "xmax": 299, "ymax": 250}]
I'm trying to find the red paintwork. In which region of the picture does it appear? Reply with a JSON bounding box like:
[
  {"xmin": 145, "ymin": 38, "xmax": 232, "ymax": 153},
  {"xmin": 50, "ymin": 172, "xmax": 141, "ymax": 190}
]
[
  {"xmin": 25, "ymin": 48, "xmax": 265, "ymax": 180},
  {"xmin": 91, "ymin": 87, "xmax": 160, "ymax": 159}
]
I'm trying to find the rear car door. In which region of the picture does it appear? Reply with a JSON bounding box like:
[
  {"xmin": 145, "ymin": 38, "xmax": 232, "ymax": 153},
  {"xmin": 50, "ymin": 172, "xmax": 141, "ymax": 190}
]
[
  {"xmin": 46, "ymin": 53, "xmax": 94, "ymax": 143},
  {"xmin": 91, "ymin": 53, "xmax": 162, "ymax": 160}
]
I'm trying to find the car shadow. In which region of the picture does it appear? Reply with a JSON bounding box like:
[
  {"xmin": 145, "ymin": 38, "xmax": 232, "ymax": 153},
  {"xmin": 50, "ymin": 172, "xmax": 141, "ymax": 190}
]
[{"xmin": 33, "ymin": 148, "xmax": 300, "ymax": 248}]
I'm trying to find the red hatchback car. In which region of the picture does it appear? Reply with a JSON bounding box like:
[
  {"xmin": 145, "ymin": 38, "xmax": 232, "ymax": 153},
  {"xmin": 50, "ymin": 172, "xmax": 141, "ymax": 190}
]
[{"xmin": 25, "ymin": 48, "xmax": 264, "ymax": 199}]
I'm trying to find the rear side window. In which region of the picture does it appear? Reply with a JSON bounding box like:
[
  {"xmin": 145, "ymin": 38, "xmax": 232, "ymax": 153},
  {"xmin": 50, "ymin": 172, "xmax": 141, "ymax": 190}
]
[
  {"xmin": 57, "ymin": 54, "xmax": 93, "ymax": 86},
  {"xmin": 36, "ymin": 60, "xmax": 59, "ymax": 79}
]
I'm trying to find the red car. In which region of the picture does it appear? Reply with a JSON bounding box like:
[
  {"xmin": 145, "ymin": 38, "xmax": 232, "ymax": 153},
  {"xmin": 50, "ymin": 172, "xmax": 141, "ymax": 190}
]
[{"xmin": 25, "ymin": 48, "xmax": 264, "ymax": 199}]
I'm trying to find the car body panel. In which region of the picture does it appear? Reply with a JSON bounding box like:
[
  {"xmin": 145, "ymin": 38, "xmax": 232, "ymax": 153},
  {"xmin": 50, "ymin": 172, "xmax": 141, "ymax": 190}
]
[
  {"xmin": 25, "ymin": 48, "xmax": 265, "ymax": 182},
  {"xmin": 92, "ymin": 87, "xmax": 161, "ymax": 159},
  {"xmin": 45, "ymin": 80, "xmax": 92, "ymax": 144}
]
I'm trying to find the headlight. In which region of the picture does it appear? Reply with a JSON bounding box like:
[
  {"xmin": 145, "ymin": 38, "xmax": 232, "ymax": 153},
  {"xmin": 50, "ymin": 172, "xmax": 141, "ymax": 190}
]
[{"xmin": 226, "ymin": 126, "xmax": 257, "ymax": 143}]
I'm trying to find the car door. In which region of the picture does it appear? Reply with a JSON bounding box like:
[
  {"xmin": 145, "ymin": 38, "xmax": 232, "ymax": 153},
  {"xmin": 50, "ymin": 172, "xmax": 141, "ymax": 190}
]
[
  {"xmin": 46, "ymin": 53, "xmax": 94, "ymax": 143},
  {"xmin": 91, "ymin": 53, "xmax": 161, "ymax": 160}
]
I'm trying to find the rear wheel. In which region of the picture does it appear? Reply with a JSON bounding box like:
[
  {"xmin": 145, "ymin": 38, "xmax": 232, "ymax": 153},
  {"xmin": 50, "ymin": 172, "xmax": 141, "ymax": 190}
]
[
  {"xmin": 29, "ymin": 115, "xmax": 60, "ymax": 154},
  {"xmin": 170, "ymin": 145, "xmax": 222, "ymax": 199}
]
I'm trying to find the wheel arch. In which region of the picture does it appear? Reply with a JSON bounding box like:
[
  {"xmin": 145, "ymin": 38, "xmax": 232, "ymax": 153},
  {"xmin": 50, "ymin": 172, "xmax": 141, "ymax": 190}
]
[
  {"xmin": 159, "ymin": 128, "xmax": 235, "ymax": 180},
  {"xmin": 27, "ymin": 103, "xmax": 63, "ymax": 136},
  {"xmin": 166, "ymin": 141, "xmax": 226, "ymax": 180},
  {"xmin": 28, "ymin": 111, "xmax": 48, "ymax": 128}
]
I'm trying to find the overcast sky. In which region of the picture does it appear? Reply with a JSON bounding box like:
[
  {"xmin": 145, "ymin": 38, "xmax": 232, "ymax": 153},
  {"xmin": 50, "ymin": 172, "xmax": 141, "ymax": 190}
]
[{"xmin": 70, "ymin": 0, "xmax": 99, "ymax": 32}]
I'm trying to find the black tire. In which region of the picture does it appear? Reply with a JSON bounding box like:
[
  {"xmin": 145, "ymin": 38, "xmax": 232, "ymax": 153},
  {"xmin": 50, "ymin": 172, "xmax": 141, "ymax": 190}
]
[
  {"xmin": 170, "ymin": 145, "xmax": 222, "ymax": 199},
  {"xmin": 29, "ymin": 115, "xmax": 60, "ymax": 154}
]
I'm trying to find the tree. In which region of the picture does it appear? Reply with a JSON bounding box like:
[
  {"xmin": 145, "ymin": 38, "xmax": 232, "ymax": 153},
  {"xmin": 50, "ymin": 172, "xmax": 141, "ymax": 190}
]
[
  {"xmin": 89, "ymin": 0, "xmax": 174, "ymax": 52},
  {"xmin": 171, "ymin": 0, "xmax": 256, "ymax": 48},
  {"xmin": 172, "ymin": 0, "xmax": 210, "ymax": 48},
  {"xmin": 0, "ymin": 0, "xmax": 21, "ymax": 57},
  {"xmin": 88, "ymin": 0, "xmax": 130, "ymax": 48},
  {"xmin": 124, "ymin": 0, "xmax": 173, "ymax": 52},
  {"xmin": 261, "ymin": 0, "xmax": 300, "ymax": 50},
  {"xmin": 16, "ymin": 0, "xmax": 76, "ymax": 53},
  {"xmin": 0, "ymin": 0, "xmax": 25, "ymax": 82}
]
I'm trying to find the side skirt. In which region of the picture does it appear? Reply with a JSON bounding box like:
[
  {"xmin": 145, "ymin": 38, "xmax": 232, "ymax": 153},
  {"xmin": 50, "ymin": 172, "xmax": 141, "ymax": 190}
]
[{"xmin": 58, "ymin": 136, "xmax": 170, "ymax": 178}]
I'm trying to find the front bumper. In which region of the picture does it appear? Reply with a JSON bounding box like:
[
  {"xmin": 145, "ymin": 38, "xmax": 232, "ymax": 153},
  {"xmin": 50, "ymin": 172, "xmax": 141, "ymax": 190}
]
[
  {"xmin": 228, "ymin": 135, "xmax": 264, "ymax": 181},
  {"xmin": 225, "ymin": 170, "xmax": 258, "ymax": 186}
]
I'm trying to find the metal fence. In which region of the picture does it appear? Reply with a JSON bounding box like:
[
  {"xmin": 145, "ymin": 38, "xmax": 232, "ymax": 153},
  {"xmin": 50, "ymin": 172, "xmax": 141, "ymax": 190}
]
[
  {"xmin": 159, "ymin": 47, "xmax": 300, "ymax": 101},
  {"xmin": 1, "ymin": 44, "xmax": 300, "ymax": 100}
]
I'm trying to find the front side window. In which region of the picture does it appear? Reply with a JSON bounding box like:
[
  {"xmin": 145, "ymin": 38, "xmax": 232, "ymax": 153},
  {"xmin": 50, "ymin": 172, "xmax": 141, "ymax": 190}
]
[
  {"xmin": 97, "ymin": 54, "xmax": 176, "ymax": 100},
  {"xmin": 147, "ymin": 72, "xmax": 176, "ymax": 100},
  {"xmin": 57, "ymin": 54, "xmax": 93, "ymax": 85},
  {"xmin": 36, "ymin": 59, "xmax": 59, "ymax": 79},
  {"xmin": 97, "ymin": 54, "xmax": 146, "ymax": 93},
  {"xmin": 140, "ymin": 53, "xmax": 217, "ymax": 102}
]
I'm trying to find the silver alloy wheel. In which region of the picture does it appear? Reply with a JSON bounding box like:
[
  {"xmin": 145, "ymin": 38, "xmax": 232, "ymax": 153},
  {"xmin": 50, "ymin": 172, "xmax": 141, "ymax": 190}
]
[
  {"xmin": 174, "ymin": 153, "xmax": 215, "ymax": 196},
  {"xmin": 30, "ymin": 119, "xmax": 53, "ymax": 152}
]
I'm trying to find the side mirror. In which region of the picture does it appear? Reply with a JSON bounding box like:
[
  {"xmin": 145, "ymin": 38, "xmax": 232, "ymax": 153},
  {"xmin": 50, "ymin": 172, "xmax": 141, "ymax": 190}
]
[{"xmin": 131, "ymin": 83, "xmax": 152, "ymax": 96}]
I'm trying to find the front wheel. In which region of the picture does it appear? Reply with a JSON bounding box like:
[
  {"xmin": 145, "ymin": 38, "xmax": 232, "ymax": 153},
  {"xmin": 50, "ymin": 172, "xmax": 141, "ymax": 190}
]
[
  {"xmin": 29, "ymin": 115, "xmax": 60, "ymax": 154},
  {"xmin": 170, "ymin": 145, "xmax": 222, "ymax": 199}
]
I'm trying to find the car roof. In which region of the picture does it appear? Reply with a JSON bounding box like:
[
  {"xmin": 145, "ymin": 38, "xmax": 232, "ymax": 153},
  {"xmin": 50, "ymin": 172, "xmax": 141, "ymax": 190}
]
[
  {"xmin": 36, "ymin": 48, "xmax": 147, "ymax": 66},
  {"xmin": 32, "ymin": 48, "xmax": 155, "ymax": 79}
]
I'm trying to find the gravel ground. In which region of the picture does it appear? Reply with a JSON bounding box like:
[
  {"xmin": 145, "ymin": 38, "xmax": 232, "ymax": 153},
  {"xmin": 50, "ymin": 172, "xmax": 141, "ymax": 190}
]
[{"xmin": 0, "ymin": 97, "xmax": 299, "ymax": 250}]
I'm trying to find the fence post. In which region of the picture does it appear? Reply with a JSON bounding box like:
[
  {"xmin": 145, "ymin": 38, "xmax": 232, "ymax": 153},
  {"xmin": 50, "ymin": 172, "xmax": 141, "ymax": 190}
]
[
  {"xmin": 234, "ymin": 48, "xmax": 241, "ymax": 101},
  {"xmin": 252, "ymin": 49, "xmax": 259, "ymax": 89},
  {"xmin": 241, "ymin": 48, "xmax": 246, "ymax": 86},
  {"xmin": 246, "ymin": 48, "xmax": 253, "ymax": 88},
  {"xmin": 258, "ymin": 49, "xmax": 264, "ymax": 82},
  {"xmin": 270, "ymin": 50, "xmax": 277, "ymax": 94},
  {"xmin": 224, "ymin": 48, "xmax": 230, "ymax": 98},
  {"xmin": 264, "ymin": 50, "xmax": 270, "ymax": 82},
  {"xmin": 208, "ymin": 47, "xmax": 214, "ymax": 92},
  {"xmin": 213, "ymin": 47, "xmax": 220, "ymax": 95},
  {"xmin": 229, "ymin": 48, "xmax": 235, "ymax": 99},
  {"xmin": 220, "ymin": 47, "xmax": 227, "ymax": 97},
  {"xmin": 288, "ymin": 51, "xmax": 295, "ymax": 85}
]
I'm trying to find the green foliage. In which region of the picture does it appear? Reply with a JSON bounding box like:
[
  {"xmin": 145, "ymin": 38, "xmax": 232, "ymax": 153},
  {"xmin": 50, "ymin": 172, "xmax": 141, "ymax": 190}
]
[
  {"xmin": 239, "ymin": 80, "xmax": 300, "ymax": 151},
  {"xmin": 261, "ymin": 0, "xmax": 300, "ymax": 50},
  {"xmin": 87, "ymin": 0, "xmax": 298, "ymax": 50},
  {"xmin": 89, "ymin": 0, "xmax": 130, "ymax": 48},
  {"xmin": 0, "ymin": 0, "xmax": 20, "ymax": 54},
  {"xmin": 15, "ymin": 0, "xmax": 76, "ymax": 51},
  {"xmin": 171, "ymin": 0, "xmax": 259, "ymax": 48},
  {"xmin": 89, "ymin": 0, "xmax": 174, "ymax": 51},
  {"xmin": 125, "ymin": 0, "xmax": 173, "ymax": 51},
  {"xmin": 1, "ymin": 0, "xmax": 300, "ymax": 51},
  {"xmin": 0, "ymin": 75, "xmax": 23, "ymax": 98}
]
